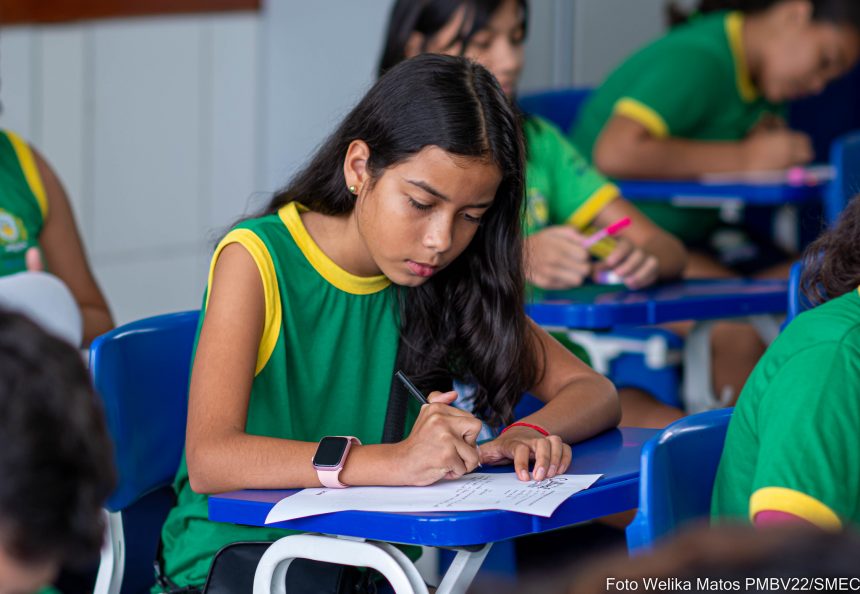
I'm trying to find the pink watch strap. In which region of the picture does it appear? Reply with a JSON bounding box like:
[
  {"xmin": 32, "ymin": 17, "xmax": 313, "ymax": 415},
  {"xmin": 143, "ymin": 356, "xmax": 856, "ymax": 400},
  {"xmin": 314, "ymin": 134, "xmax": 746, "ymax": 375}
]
[{"xmin": 316, "ymin": 436, "xmax": 360, "ymax": 488}]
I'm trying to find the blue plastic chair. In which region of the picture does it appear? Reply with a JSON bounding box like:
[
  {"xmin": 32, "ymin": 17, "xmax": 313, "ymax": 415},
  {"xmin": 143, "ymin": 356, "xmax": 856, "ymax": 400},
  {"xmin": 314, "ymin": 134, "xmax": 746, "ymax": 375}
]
[
  {"xmin": 91, "ymin": 311, "xmax": 199, "ymax": 594},
  {"xmin": 786, "ymin": 261, "xmax": 815, "ymax": 327},
  {"xmin": 825, "ymin": 130, "xmax": 860, "ymax": 225},
  {"xmin": 626, "ymin": 408, "xmax": 733, "ymax": 553},
  {"xmin": 518, "ymin": 87, "xmax": 593, "ymax": 133}
]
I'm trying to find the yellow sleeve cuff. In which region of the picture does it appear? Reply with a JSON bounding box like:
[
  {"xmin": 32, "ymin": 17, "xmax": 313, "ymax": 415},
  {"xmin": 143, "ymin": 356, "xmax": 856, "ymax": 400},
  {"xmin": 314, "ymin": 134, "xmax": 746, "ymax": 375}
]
[
  {"xmin": 206, "ymin": 229, "xmax": 281, "ymax": 376},
  {"xmin": 750, "ymin": 487, "xmax": 842, "ymax": 531},
  {"xmin": 566, "ymin": 183, "xmax": 620, "ymax": 230},
  {"xmin": 6, "ymin": 130, "xmax": 48, "ymax": 218},
  {"xmin": 614, "ymin": 98, "xmax": 670, "ymax": 139}
]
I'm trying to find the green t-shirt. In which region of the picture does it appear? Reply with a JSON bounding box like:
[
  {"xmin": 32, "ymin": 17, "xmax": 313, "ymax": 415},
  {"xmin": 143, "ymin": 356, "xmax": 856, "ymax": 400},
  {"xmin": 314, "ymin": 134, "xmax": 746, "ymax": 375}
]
[
  {"xmin": 711, "ymin": 288, "xmax": 860, "ymax": 529},
  {"xmin": 0, "ymin": 129, "xmax": 46, "ymax": 276},
  {"xmin": 159, "ymin": 202, "xmax": 421, "ymax": 588},
  {"xmin": 570, "ymin": 12, "xmax": 783, "ymax": 242},
  {"xmin": 524, "ymin": 115, "xmax": 618, "ymax": 241}
]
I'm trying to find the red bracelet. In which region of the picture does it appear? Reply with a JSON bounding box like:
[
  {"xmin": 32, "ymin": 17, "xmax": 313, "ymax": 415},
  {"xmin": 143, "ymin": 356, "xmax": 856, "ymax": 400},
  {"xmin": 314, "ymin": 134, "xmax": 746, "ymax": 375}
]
[{"xmin": 501, "ymin": 421, "xmax": 549, "ymax": 436}]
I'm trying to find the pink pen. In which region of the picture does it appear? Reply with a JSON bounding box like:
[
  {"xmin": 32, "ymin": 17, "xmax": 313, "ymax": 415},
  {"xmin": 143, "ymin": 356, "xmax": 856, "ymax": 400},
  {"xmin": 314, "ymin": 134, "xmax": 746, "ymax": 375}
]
[{"xmin": 581, "ymin": 216, "xmax": 631, "ymax": 249}]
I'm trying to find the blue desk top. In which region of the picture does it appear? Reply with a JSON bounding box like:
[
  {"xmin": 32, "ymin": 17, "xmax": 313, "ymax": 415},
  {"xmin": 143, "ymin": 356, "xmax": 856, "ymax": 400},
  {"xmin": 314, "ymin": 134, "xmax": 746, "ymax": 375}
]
[
  {"xmin": 208, "ymin": 427, "xmax": 657, "ymax": 547},
  {"xmin": 617, "ymin": 178, "xmax": 825, "ymax": 205},
  {"xmin": 526, "ymin": 279, "xmax": 788, "ymax": 329}
]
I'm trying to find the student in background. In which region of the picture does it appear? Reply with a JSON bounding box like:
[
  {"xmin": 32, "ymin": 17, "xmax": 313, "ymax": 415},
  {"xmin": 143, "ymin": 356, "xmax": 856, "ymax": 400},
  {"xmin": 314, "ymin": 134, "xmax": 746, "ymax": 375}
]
[
  {"xmin": 571, "ymin": 0, "xmax": 860, "ymax": 406},
  {"xmin": 572, "ymin": 0, "xmax": 860, "ymax": 278},
  {"xmin": 0, "ymin": 310, "xmax": 115, "ymax": 593},
  {"xmin": 0, "ymin": 129, "xmax": 113, "ymax": 345},
  {"xmin": 712, "ymin": 194, "xmax": 860, "ymax": 528},
  {"xmin": 158, "ymin": 55, "xmax": 620, "ymax": 590},
  {"xmin": 380, "ymin": 0, "xmax": 686, "ymax": 293},
  {"xmin": 379, "ymin": 0, "xmax": 687, "ymax": 429}
]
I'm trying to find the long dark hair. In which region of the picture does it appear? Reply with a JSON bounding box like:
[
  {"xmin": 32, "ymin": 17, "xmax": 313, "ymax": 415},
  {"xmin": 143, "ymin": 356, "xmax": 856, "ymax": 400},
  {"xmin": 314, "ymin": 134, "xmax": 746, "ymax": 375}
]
[
  {"xmin": 378, "ymin": 0, "xmax": 529, "ymax": 78},
  {"xmin": 801, "ymin": 194, "xmax": 860, "ymax": 306},
  {"xmin": 253, "ymin": 54, "xmax": 538, "ymax": 426},
  {"xmin": 667, "ymin": 0, "xmax": 860, "ymax": 28}
]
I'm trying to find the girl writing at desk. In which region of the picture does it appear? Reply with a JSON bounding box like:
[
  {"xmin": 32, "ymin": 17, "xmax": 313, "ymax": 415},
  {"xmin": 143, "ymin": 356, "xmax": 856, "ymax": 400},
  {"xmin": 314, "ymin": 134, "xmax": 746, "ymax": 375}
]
[{"xmin": 158, "ymin": 55, "xmax": 620, "ymax": 591}]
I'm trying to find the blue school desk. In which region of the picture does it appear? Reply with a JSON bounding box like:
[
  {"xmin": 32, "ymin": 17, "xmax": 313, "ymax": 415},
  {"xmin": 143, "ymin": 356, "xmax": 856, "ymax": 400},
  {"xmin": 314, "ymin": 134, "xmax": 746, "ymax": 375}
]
[
  {"xmin": 526, "ymin": 279, "xmax": 788, "ymax": 415},
  {"xmin": 616, "ymin": 177, "xmax": 826, "ymax": 206},
  {"xmin": 208, "ymin": 427, "xmax": 657, "ymax": 594}
]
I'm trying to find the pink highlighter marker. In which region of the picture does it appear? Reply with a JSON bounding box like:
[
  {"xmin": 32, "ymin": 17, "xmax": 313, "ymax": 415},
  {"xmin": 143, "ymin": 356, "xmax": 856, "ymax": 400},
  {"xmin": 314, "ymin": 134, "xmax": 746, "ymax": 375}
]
[{"xmin": 581, "ymin": 216, "xmax": 631, "ymax": 249}]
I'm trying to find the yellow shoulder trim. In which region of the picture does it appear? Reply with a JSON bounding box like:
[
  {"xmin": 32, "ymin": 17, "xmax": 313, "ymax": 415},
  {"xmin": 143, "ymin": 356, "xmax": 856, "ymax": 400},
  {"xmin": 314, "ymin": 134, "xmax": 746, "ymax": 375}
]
[
  {"xmin": 725, "ymin": 12, "xmax": 758, "ymax": 103},
  {"xmin": 206, "ymin": 229, "xmax": 281, "ymax": 376},
  {"xmin": 567, "ymin": 183, "xmax": 620, "ymax": 230},
  {"xmin": 750, "ymin": 487, "xmax": 842, "ymax": 530},
  {"xmin": 5, "ymin": 131, "xmax": 48, "ymax": 218},
  {"xmin": 279, "ymin": 202, "xmax": 391, "ymax": 295},
  {"xmin": 614, "ymin": 98, "xmax": 669, "ymax": 139}
]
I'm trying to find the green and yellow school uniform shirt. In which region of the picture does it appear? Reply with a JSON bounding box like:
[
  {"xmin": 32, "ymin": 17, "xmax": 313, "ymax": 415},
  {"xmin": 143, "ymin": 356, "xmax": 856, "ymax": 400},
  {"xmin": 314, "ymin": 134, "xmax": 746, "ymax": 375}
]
[
  {"xmin": 0, "ymin": 129, "xmax": 47, "ymax": 275},
  {"xmin": 524, "ymin": 116, "xmax": 618, "ymax": 364},
  {"xmin": 711, "ymin": 288, "xmax": 860, "ymax": 528},
  {"xmin": 524, "ymin": 115, "xmax": 618, "ymax": 239},
  {"xmin": 159, "ymin": 202, "xmax": 421, "ymax": 588},
  {"xmin": 570, "ymin": 11, "xmax": 783, "ymax": 242}
]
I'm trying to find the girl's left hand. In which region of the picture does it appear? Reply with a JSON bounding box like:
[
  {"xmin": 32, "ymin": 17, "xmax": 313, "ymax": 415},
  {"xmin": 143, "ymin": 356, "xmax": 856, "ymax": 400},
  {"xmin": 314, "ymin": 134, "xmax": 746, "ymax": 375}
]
[
  {"xmin": 596, "ymin": 236, "xmax": 659, "ymax": 290},
  {"xmin": 479, "ymin": 426, "xmax": 572, "ymax": 482}
]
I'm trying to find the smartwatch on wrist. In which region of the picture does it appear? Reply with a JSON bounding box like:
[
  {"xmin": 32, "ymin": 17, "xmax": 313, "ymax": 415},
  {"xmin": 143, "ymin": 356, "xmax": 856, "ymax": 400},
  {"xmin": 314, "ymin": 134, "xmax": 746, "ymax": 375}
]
[{"xmin": 312, "ymin": 436, "xmax": 361, "ymax": 488}]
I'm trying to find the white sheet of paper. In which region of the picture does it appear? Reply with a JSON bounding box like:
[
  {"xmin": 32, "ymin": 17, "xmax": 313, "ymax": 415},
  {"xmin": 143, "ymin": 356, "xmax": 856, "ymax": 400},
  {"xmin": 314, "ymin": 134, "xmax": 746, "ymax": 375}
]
[{"xmin": 265, "ymin": 472, "xmax": 602, "ymax": 524}]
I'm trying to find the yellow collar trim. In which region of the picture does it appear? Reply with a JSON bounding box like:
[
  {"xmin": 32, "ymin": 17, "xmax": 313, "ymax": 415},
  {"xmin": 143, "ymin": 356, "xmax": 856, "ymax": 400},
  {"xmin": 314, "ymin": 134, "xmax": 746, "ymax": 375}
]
[
  {"xmin": 279, "ymin": 202, "xmax": 391, "ymax": 295},
  {"xmin": 726, "ymin": 12, "xmax": 759, "ymax": 103}
]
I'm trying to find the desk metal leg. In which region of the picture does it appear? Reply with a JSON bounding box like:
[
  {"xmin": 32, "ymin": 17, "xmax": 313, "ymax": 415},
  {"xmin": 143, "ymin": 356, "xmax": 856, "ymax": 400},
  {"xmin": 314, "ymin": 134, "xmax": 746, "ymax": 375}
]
[
  {"xmin": 682, "ymin": 315, "xmax": 780, "ymax": 414},
  {"xmin": 93, "ymin": 509, "xmax": 124, "ymax": 594},
  {"xmin": 682, "ymin": 320, "xmax": 717, "ymax": 415},
  {"xmin": 435, "ymin": 544, "xmax": 492, "ymax": 594},
  {"xmin": 252, "ymin": 533, "xmax": 428, "ymax": 594},
  {"xmin": 252, "ymin": 534, "xmax": 493, "ymax": 594}
]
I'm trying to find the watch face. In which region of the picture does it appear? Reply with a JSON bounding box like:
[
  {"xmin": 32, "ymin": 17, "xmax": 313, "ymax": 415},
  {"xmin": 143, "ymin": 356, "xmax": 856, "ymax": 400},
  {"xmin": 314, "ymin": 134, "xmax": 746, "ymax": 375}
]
[{"xmin": 313, "ymin": 436, "xmax": 349, "ymax": 467}]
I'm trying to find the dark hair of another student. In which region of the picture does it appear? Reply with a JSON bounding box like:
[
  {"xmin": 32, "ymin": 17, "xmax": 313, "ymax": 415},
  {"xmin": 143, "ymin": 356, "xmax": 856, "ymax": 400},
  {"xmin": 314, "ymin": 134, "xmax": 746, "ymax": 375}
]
[
  {"xmin": 0, "ymin": 311, "xmax": 116, "ymax": 566},
  {"xmin": 378, "ymin": 0, "xmax": 529, "ymax": 77},
  {"xmin": 801, "ymin": 193, "xmax": 860, "ymax": 306},
  {"xmin": 667, "ymin": 0, "xmax": 860, "ymax": 30},
  {"xmin": 249, "ymin": 54, "xmax": 538, "ymax": 427}
]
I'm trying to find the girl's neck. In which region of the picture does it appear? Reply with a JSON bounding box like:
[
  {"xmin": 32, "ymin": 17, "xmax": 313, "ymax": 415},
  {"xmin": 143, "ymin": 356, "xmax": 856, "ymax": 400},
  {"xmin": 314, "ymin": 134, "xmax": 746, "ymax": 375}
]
[
  {"xmin": 299, "ymin": 208, "xmax": 382, "ymax": 278},
  {"xmin": 741, "ymin": 12, "xmax": 769, "ymax": 88}
]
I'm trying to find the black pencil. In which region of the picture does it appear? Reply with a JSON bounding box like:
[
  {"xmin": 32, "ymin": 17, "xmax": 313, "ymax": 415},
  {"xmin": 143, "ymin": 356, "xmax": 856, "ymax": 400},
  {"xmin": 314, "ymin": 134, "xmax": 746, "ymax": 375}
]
[{"xmin": 394, "ymin": 370, "xmax": 429, "ymax": 405}]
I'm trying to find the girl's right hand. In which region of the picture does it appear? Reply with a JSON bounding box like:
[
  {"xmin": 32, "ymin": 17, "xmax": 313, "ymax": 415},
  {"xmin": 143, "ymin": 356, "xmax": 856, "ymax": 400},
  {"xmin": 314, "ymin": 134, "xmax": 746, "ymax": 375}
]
[
  {"xmin": 394, "ymin": 390, "xmax": 484, "ymax": 486},
  {"xmin": 742, "ymin": 129, "xmax": 813, "ymax": 170},
  {"xmin": 525, "ymin": 226, "xmax": 592, "ymax": 289}
]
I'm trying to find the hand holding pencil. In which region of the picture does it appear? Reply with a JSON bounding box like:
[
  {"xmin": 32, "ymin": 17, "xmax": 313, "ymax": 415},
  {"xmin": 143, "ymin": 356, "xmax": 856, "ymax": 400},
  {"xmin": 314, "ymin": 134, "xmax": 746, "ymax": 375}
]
[{"xmin": 393, "ymin": 371, "xmax": 484, "ymax": 486}]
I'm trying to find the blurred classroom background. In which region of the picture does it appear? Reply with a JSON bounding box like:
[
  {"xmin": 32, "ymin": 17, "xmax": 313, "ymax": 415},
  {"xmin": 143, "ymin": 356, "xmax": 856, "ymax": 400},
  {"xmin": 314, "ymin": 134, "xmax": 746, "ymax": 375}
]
[{"xmin": 0, "ymin": 0, "xmax": 686, "ymax": 325}]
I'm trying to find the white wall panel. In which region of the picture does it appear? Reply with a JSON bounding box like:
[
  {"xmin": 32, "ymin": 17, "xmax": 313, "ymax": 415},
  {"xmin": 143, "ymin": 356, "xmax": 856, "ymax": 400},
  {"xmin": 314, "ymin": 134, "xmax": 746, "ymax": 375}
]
[
  {"xmin": 38, "ymin": 27, "xmax": 89, "ymax": 228},
  {"xmin": 261, "ymin": 0, "xmax": 392, "ymax": 189},
  {"xmin": 206, "ymin": 14, "xmax": 261, "ymax": 238},
  {"xmin": 90, "ymin": 18, "xmax": 202, "ymax": 258},
  {"xmin": 0, "ymin": 27, "xmax": 37, "ymax": 141},
  {"xmin": 572, "ymin": 0, "xmax": 666, "ymax": 86},
  {"xmin": 94, "ymin": 249, "xmax": 204, "ymax": 324}
]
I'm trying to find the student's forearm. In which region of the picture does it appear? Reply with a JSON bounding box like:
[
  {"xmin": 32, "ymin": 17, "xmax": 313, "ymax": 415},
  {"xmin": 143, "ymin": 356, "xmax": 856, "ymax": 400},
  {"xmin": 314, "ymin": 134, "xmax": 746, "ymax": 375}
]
[
  {"xmin": 596, "ymin": 136, "xmax": 748, "ymax": 179},
  {"xmin": 642, "ymin": 232, "xmax": 686, "ymax": 279},
  {"xmin": 187, "ymin": 433, "xmax": 404, "ymax": 493},
  {"xmin": 81, "ymin": 304, "xmax": 114, "ymax": 346},
  {"xmin": 520, "ymin": 375, "xmax": 620, "ymax": 444}
]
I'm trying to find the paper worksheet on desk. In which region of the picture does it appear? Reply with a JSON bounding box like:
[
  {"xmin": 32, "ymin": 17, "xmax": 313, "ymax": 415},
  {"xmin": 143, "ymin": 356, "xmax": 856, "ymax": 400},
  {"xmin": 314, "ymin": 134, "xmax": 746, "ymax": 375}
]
[{"xmin": 265, "ymin": 472, "xmax": 603, "ymax": 524}]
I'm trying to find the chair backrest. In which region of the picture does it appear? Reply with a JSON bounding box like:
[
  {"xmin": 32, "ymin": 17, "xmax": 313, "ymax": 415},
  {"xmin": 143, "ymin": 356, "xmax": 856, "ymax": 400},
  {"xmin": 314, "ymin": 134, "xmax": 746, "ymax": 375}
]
[
  {"xmin": 518, "ymin": 87, "xmax": 593, "ymax": 134},
  {"xmin": 787, "ymin": 261, "xmax": 815, "ymax": 326},
  {"xmin": 90, "ymin": 310, "xmax": 199, "ymax": 594},
  {"xmin": 825, "ymin": 130, "xmax": 860, "ymax": 225},
  {"xmin": 626, "ymin": 408, "xmax": 733, "ymax": 553}
]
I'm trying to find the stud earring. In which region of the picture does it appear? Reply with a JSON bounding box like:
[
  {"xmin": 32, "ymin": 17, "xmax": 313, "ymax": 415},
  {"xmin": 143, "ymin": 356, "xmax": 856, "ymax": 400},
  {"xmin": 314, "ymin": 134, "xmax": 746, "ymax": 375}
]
[{"xmin": 348, "ymin": 184, "xmax": 357, "ymax": 194}]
